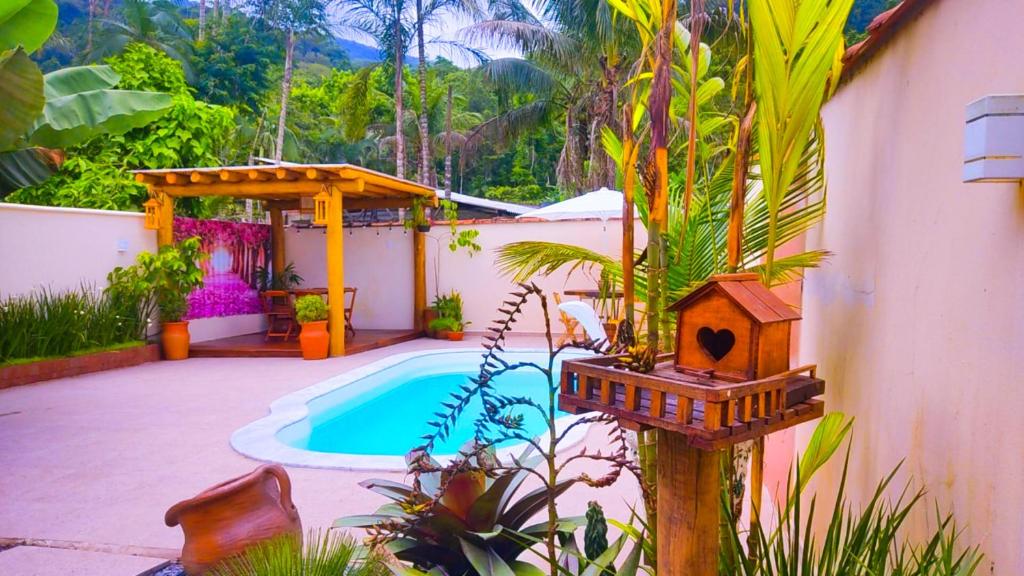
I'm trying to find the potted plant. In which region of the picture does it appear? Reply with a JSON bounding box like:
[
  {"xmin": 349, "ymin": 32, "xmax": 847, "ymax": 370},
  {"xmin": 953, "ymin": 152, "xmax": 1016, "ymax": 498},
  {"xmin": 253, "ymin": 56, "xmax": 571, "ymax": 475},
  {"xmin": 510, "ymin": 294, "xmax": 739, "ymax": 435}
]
[
  {"xmin": 295, "ymin": 295, "xmax": 329, "ymax": 360},
  {"xmin": 429, "ymin": 290, "xmax": 468, "ymax": 341},
  {"xmin": 446, "ymin": 318, "xmax": 469, "ymax": 341},
  {"xmin": 108, "ymin": 238, "xmax": 205, "ymax": 361},
  {"xmin": 423, "ymin": 306, "xmax": 439, "ymax": 337},
  {"xmin": 155, "ymin": 239, "xmax": 205, "ymax": 360}
]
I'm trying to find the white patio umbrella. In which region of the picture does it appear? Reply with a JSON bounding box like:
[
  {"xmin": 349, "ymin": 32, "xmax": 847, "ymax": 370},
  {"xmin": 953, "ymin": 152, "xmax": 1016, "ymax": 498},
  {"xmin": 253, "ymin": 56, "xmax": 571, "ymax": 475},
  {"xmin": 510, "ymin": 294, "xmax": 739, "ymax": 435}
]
[{"xmin": 517, "ymin": 187, "xmax": 638, "ymax": 222}]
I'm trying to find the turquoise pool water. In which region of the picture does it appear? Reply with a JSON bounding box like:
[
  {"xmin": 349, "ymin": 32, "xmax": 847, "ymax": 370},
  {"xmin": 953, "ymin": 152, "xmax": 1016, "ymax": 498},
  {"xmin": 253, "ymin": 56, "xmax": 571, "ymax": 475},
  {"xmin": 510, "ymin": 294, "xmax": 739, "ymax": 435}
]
[{"xmin": 276, "ymin": 351, "xmax": 582, "ymax": 457}]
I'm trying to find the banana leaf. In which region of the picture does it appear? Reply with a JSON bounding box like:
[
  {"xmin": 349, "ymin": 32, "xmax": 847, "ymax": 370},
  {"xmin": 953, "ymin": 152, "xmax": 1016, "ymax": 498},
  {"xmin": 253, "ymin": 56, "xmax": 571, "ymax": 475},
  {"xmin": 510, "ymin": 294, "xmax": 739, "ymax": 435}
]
[
  {"xmin": 0, "ymin": 0, "xmax": 57, "ymax": 53},
  {"xmin": 0, "ymin": 48, "xmax": 43, "ymax": 152},
  {"xmin": 27, "ymin": 88, "xmax": 173, "ymax": 149},
  {"xmin": 43, "ymin": 65, "xmax": 121, "ymax": 99}
]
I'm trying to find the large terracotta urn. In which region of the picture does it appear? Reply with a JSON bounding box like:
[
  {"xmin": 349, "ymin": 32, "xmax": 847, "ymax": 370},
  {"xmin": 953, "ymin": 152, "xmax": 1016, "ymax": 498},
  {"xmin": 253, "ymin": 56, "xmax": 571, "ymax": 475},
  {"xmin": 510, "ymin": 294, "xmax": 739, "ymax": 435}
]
[
  {"xmin": 298, "ymin": 320, "xmax": 329, "ymax": 360},
  {"xmin": 162, "ymin": 321, "xmax": 190, "ymax": 360},
  {"xmin": 165, "ymin": 465, "xmax": 302, "ymax": 575}
]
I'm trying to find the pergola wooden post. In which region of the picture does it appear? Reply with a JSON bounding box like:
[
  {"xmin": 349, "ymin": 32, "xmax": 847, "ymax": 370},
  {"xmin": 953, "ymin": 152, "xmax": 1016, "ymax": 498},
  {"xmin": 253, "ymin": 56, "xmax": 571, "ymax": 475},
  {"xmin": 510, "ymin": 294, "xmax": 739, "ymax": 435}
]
[
  {"xmin": 157, "ymin": 192, "xmax": 174, "ymax": 248},
  {"xmin": 413, "ymin": 230, "xmax": 426, "ymax": 332},
  {"xmin": 269, "ymin": 205, "xmax": 286, "ymax": 275},
  {"xmin": 326, "ymin": 183, "xmax": 346, "ymax": 356}
]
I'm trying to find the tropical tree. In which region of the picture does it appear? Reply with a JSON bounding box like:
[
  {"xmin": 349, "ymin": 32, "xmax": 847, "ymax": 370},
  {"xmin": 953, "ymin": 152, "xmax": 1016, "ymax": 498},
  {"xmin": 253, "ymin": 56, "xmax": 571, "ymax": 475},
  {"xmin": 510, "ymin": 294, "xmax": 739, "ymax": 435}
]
[
  {"xmin": 89, "ymin": 0, "xmax": 194, "ymax": 73},
  {"xmin": 410, "ymin": 0, "xmax": 486, "ymax": 185},
  {"xmin": 459, "ymin": 0, "xmax": 638, "ymax": 195},
  {"xmin": 0, "ymin": 0, "xmax": 173, "ymax": 195},
  {"xmin": 336, "ymin": 0, "xmax": 414, "ymax": 178},
  {"xmin": 247, "ymin": 0, "xmax": 329, "ymax": 163},
  {"xmin": 748, "ymin": 0, "xmax": 854, "ymax": 279}
]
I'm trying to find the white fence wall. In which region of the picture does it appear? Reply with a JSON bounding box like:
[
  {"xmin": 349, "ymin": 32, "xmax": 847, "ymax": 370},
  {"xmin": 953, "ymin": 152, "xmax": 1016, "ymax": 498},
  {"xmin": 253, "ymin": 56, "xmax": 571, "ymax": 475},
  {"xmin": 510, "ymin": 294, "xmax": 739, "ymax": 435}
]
[
  {"xmin": 0, "ymin": 202, "xmax": 639, "ymax": 337},
  {"xmin": 0, "ymin": 203, "xmax": 263, "ymax": 343},
  {"xmin": 287, "ymin": 219, "xmax": 640, "ymax": 333},
  {"xmin": 0, "ymin": 203, "xmax": 156, "ymax": 297}
]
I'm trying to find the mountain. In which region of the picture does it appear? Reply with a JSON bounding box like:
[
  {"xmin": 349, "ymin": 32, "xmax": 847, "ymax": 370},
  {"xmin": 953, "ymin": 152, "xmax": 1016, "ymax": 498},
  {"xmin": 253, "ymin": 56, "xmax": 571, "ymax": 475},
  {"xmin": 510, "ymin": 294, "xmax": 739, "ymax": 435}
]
[{"xmin": 336, "ymin": 39, "xmax": 382, "ymax": 65}]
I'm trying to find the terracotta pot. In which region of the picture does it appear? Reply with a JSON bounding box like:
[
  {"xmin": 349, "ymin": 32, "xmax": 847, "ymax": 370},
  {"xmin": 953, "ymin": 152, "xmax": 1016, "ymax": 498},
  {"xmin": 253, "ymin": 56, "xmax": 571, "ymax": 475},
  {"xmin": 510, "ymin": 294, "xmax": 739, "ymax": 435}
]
[
  {"xmin": 423, "ymin": 308, "xmax": 439, "ymax": 337},
  {"xmin": 165, "ymin": 465, "xmax": 301, "ymax": 575},
  {"xmin": 162, "ymin": 321, "xmax": 190, "ymax": 361},
  {"xmin": 435, "ymin": 329, "xmax": 450, "ymax": 340},
  {"xmin": 602, "ymin": 322, "xmax": 618, "ymax": 343},
  {"xmin": 447, "ymin": 331, "xmax": 464, "ymax": 341},
  {"xmin": 299, "ymin": 320, "xmax": 329, "ymax": 360}
]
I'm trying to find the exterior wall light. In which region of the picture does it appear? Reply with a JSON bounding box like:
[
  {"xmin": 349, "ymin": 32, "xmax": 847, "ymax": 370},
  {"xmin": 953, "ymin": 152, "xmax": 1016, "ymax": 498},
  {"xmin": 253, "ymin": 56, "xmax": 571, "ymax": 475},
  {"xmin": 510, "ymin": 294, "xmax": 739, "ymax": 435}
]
[
  {"xmin": 963, "ymin": 94, "xmax": 1024, "ymax": 183},
  {"xmin": 143, "ymin": 197, "xmax": 160, "ymax": 230},
  {"xmin": 313, "ymin": 190, "xmax": 330, "ymax": 226}
]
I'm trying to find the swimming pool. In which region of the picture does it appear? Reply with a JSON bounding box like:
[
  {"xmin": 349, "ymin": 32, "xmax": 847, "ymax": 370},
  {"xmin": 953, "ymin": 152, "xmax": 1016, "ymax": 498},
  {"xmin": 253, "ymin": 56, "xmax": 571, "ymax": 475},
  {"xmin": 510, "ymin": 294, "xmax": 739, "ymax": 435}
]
[{"xmin": 231, "ymin": 349, "xmax": 592, "ymax": 470}]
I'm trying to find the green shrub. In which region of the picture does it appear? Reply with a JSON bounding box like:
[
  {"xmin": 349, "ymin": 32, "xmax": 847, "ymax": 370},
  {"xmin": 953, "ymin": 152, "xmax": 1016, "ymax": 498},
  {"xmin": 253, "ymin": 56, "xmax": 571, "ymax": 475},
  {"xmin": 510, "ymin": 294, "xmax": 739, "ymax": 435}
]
[
  {"xmin": 0, "ymin": 286, "xmax": 143, "ymax": 364},
  {"xmin": 107, "ymin": 238, "xmax": 206, "ymax": 325},
  {"xmin": 428, "ymin": 316, "xmax": 461, "ymax": 333},
  {"xmin": 484, "ymin": 184, "xmax": 561, "ymax": 206},
  {"xmin": 295, "ymin": 295, "xmax": 328, "ymax": 324}
]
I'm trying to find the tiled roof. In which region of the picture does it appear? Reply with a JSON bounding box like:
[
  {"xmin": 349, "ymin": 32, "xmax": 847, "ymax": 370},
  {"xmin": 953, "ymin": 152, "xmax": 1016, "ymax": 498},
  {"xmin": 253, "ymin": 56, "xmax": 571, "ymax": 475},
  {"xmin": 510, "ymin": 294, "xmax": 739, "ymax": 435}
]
[
  {"xmin": 667, "ymin": 273, "xmax": 801, "ymax": 324},
  {"xmin": 841, "ymin": 0, "xmax": 935, "ymax": 81}
]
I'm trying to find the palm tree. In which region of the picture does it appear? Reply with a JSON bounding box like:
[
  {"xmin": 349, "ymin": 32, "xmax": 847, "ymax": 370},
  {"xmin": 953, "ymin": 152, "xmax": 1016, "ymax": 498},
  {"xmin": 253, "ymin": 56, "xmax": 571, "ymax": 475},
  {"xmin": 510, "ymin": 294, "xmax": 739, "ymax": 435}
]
[
  {"xmin": 246, "ymin": 0, "xmax": 329, "ymax": 163},
  {"xmin": 336, "ymin": 0, "xmax": 414, "ymax": 178},
  {"xmin": 90, "ymin": 0, "xmax": 193, "ymax": 72},
  {"xmin": 409, "ymin": 0, "xmax": 486, "ymax": 185},
  {"xmin": 459, "ymin": 0, "xmax": 638, "ymax": 195}
]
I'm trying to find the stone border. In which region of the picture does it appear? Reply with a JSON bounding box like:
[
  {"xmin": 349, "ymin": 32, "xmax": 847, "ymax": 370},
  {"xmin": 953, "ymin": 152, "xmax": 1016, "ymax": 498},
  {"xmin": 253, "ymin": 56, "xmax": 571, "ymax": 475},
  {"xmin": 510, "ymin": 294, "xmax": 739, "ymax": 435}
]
[
  {"xmin": 0, "ymin": 344, "xmax": 160, "ymax": 389},
  {"xmin": 231, "ymin": 348, "xmax": 592, "ymax": 471}
]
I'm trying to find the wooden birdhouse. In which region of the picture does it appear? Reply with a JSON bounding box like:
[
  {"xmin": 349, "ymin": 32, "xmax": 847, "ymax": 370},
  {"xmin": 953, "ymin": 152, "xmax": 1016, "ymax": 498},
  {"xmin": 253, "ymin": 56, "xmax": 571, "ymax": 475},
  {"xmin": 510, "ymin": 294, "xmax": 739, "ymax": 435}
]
[
  {"xmin": 558, "ymin": 272, "xmax": 825, "ymax": 576},
  {"xmin": 667, "ymin": 273, "xmax": 800, "ymax": 382}
]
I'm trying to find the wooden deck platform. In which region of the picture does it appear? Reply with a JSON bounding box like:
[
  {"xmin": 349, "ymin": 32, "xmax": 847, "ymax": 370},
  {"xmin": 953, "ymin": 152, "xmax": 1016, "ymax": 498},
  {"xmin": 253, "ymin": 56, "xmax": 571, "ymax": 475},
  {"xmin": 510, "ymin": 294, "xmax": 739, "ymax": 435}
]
[{"xmin": 189, "ymin": 329, "xmax": 422, "ymax": 358}]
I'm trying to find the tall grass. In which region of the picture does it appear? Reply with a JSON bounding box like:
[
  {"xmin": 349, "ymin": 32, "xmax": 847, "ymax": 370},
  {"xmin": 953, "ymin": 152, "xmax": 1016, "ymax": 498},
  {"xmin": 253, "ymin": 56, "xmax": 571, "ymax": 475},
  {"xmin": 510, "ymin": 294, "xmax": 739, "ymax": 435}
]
[
  {"xmin": 0, "ymin": 286, "xmax": 144, "ymax": 364},
  {"xmin": 721, "ymin": 452, "xmax": 984, "ymax": 576}
]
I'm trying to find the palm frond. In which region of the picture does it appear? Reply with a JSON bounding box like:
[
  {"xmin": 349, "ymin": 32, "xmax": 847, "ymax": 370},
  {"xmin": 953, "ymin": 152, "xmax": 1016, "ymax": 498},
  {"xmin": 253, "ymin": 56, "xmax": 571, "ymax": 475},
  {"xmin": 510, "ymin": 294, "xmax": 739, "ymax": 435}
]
[{"xmin": 495, "ymin": 241, "xmax": 617, "ymax": 282}]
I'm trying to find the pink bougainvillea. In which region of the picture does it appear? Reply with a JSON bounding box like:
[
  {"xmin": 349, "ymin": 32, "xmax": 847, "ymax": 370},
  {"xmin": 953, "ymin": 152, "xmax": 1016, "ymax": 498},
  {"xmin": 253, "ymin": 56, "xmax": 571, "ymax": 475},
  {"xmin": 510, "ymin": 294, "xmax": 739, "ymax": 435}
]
[{"xmin": 174, "ymin": 217, "xmax": 271, "ymax": 319}]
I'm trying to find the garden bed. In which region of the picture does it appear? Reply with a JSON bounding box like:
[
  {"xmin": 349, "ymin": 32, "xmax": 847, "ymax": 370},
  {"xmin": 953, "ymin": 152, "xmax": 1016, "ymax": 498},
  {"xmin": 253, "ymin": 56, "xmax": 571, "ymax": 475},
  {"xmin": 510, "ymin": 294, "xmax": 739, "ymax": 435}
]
[{"xmin": 0, "ymin": 343, "xmax": 160, "ymax": 389}]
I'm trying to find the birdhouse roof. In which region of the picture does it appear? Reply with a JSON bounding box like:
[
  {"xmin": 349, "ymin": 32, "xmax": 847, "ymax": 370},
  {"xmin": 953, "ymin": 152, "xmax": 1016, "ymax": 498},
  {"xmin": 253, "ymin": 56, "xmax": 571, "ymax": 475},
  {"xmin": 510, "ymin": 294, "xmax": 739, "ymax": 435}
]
[{"xmin": 666, "ymin": 273, "xmax": 801, "ymax": 324}]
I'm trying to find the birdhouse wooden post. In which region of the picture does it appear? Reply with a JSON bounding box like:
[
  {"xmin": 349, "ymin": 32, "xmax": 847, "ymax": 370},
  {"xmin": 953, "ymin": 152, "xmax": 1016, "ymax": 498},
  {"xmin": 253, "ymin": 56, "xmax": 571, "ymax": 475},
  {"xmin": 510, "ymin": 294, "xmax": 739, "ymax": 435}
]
[{"xmin": 559, "ymin": 273, "xmax": 826, "ymax": 576}]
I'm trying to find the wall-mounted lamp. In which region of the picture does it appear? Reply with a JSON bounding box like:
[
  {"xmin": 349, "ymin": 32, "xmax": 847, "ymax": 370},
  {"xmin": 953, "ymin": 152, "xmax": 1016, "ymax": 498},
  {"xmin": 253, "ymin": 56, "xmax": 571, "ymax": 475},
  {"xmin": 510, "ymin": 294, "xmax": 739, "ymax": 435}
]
[
  {"xmin": 963, "ymin": 94, "xmax": 1024, "ymax": 183},
  {"xmin": 312, "ymin": 189, "xmax": 331, "ymax": 226},
  {"xmin": 143, "ymin": 197, "xmax": 160, "ymax": 230}
]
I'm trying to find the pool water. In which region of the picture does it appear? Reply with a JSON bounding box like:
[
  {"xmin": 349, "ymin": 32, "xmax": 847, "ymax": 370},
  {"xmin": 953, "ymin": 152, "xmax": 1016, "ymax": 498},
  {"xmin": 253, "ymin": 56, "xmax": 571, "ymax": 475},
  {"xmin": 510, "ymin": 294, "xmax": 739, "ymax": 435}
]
[{"xmin": 275, "ymin": 351, "xmax": 582, "ymax": 457}]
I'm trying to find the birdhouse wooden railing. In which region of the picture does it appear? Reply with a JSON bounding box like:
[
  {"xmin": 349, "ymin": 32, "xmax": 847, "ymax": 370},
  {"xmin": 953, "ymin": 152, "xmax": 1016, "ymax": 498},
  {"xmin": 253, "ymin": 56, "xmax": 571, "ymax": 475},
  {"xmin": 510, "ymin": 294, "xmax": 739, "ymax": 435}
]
[{"xmin": 559, "ymin": 354, "xmax": 824, "ymax": 450}]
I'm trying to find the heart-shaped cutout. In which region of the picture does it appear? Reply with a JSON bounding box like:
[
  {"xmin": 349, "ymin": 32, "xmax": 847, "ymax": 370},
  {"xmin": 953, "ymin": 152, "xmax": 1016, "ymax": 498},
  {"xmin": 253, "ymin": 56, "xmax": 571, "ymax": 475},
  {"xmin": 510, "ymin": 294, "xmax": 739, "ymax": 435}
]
[{"xmin": 697, "ymin": 327, "xmax": 735, "ymax": 362}]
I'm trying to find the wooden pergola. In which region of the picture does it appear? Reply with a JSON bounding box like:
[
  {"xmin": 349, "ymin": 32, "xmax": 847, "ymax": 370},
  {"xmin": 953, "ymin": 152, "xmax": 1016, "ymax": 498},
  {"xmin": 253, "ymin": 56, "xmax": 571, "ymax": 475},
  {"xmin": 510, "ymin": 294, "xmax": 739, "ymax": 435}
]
[{"xmin": 133, "ymin": 164, "xmax": 438, "ymax": 357}]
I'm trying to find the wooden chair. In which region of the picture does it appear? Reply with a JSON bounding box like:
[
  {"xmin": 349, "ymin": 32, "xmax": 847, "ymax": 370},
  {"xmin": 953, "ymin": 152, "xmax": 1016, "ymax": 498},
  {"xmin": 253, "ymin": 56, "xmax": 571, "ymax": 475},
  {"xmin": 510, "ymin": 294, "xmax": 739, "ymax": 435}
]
[
  {"xmin": 343, "ymin": 287, "xmax": 357, "ymax": 336},
  {"xmin": 553, "ymin": 292, "xmax": 580, "ymax": 346},
  {"xmin": 261, "ymin": 290, "xmax": 296, "ymax": 341}
]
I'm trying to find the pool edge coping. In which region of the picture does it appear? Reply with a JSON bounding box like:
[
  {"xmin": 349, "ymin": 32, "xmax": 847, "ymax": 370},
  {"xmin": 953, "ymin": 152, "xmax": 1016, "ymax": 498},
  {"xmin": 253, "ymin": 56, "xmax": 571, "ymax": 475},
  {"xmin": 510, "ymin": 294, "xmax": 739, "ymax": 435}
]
[{"xmin": 230, "ymin": 348, "xmax": 592, "ymax": 471}]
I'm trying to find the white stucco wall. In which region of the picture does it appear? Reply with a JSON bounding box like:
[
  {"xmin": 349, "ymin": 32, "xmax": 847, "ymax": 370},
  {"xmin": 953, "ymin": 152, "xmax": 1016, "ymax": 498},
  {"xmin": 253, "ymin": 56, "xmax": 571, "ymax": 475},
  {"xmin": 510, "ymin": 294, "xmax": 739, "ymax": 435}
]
[
  {"xmin": 801, "ymin": 0, "xmax": 1024, "ymax": 573},
  {"xmin": 0, "ymin": 203, "xmax": 156, "ymax": 297},
  {"xmin": 287, "ymin": 219, "xmax": 639, "ymax": 333},
  {"xmin": 0, "ymin": 203, "xmax": 263, "ymax": 343}
]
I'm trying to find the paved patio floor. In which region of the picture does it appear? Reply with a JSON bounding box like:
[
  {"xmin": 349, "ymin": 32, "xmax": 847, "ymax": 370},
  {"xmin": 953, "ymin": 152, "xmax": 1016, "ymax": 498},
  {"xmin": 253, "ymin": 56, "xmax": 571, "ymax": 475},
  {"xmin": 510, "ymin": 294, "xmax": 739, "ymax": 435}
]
[{"xmin": 0, "ymin": 335, "xmax": 642, "ymax": 575}]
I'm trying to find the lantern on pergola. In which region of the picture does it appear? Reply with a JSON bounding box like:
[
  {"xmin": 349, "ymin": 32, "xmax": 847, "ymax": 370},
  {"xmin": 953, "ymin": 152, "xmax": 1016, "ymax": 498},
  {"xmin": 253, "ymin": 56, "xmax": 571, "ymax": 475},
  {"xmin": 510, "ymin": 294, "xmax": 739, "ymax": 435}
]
[
  {"xmin": 312, "ymin": 189, "xmax": 331, "ymax": 226},
  {"xmin": 143, "ymin": 197, "xmax": 160, "ymax": 230}
]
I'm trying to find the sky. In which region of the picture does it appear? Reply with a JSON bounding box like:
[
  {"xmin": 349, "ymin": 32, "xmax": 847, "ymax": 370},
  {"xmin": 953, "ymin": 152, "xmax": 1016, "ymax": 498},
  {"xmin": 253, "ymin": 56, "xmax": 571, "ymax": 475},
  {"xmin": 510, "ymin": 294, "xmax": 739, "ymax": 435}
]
[{"xmin": 330, "ymin": 1, "xmax": 537, "ymax": 66}]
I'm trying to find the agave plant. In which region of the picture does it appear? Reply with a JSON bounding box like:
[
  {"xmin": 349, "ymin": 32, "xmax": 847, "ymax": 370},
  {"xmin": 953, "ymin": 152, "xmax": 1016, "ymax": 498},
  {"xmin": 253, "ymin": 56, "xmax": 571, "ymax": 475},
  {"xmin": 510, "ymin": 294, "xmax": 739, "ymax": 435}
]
[
  {"xmin": 209, "ymin": 529, "xmax": 390, "ymax": 576},
  {"xmin": 336, "ymin": 444, "xmax": 584, "ymax": 575}
]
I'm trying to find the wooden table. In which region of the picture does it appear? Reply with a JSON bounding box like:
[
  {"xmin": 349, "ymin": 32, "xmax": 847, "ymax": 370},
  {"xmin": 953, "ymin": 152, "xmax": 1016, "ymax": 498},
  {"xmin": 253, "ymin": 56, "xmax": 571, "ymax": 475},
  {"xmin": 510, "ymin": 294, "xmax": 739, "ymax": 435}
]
[{"xmin": 563, "ymin": 289, "xmax": 625, "ymax": 300}]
